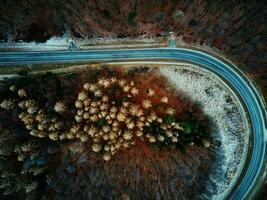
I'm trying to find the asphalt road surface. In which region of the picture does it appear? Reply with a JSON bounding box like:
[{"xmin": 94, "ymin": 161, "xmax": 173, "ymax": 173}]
[{"xmin": 0, "ymin": 48, "xmax": 266, "ymax": 200}]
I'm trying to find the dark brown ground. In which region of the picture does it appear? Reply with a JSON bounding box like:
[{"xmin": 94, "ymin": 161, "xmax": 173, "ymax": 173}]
[{"xmin": 48, "ymin": 140, "xmax": 212, "ymax": 200}]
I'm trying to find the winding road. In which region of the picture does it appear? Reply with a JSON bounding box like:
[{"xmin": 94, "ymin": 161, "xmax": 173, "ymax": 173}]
[{"xmin": 0, "ymin": 48, "xmax": 266, "ymax": 200}]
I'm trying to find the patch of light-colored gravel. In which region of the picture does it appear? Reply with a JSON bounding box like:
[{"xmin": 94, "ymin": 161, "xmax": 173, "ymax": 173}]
[{"xmin": 159, "ymin": 64, "xmax": 250, "ymax": 200}]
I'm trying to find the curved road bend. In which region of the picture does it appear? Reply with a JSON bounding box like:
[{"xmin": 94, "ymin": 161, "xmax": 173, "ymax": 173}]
[{"xmin": 0, "ymin": 48, "xmax": 266, "ymax": 200}]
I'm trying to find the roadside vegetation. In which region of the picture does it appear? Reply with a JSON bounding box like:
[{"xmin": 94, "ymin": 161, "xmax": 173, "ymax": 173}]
[{"xmin": 0, "ymin": 65, "xmax": 211, "ymax": 198}]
